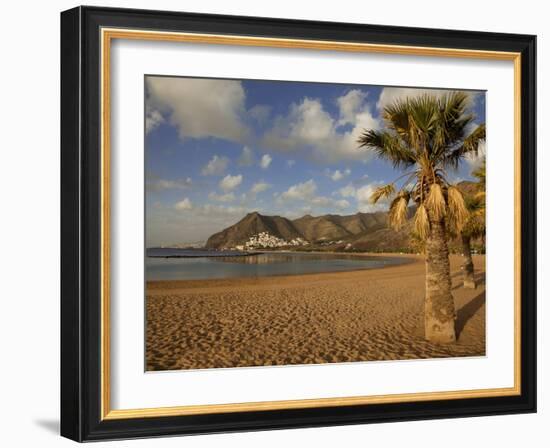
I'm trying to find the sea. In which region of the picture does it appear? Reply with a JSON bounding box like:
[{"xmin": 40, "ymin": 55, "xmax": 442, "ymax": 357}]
[{"xmin": 146, "ymin": 248, "xmax": 409, "ymax": 281}]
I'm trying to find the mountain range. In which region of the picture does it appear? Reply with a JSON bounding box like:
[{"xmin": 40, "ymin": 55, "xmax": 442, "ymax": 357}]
[
  {"xmin": 205, "ymin": 210, "xmax": 410, "ymax": 251},
  {"xmin": 204, "ymin": 181, "xmax": 479, "ymax": 253}
]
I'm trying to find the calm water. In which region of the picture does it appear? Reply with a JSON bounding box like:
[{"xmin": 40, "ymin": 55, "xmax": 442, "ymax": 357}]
[{"xmin": 146, "ymin": 248, "xmax": 409, "ymax": 281}]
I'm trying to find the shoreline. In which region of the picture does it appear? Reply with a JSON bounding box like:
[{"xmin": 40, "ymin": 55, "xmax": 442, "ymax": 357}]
[
  {"xmin": 146, "ymin": 252, "xmax": 421, "ymax": 287},
  {"xmin": 146, "ymin": 248, "xmax": 425, "ymax": 259},
  {"xmin": 148, "ymin": 252, "xmax": 262, "ymax": 259}
]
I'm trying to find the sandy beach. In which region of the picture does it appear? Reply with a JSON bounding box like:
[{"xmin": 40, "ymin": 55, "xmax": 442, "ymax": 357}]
[{"xmin": 146, "ymin": 254, "xmax": 485, "ymax": 371}]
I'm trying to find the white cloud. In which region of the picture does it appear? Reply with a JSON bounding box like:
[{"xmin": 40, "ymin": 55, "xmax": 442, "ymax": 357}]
[
  {"xmin": 262, "ymin": 95, "xmax": 380, "ymax": 163},
  {"xmin": 201, "ymin": 155, "xmax": 229, "ymax": 176},
  {"xmin": 335, "ymin": 199, "xmax": 351, "ymax": 209},
  {"xmin": 250, "ymin": 182, "xmax": 271, "ymax": 194},
  {"xmin": 145, "ymin": 109, "xmax": 164, "ymax": 134},
  {"xmin": 329, "ymin": 168, "xmax": 351, "ymax": 181},
  {"xmin": 464, "ymin": 140, "xmax": 486, "ymax": 170},
  {"xmin": 174, "ymin": 198, "xmax": 193, "ymax": 211},
  {"xmin": 310, "ymin": 196, "xmax": 350, "ymax": 210},
  {"xmin": 276, "ymin": 179, "xmax": 351, "ymax": 212},
  {"xmin": 339, "ymin": 183, "xmax": 356, "ymax": 198},
  {"xmin": 147, "ymin": 177, "xmax": 192, "ymax": 192},
  {"xmin": 376, "ymin": 87, "xmax": 480, "ymax": 112},
  {"xmin": 337, "ymin": 90, "xmax": 368, "ymax": 126},
  {"xmin": 461, "ymin": 122, "xmax": 486, "ymax": 170},
  {"xmin": 264, "ymin": 98, "xmax": 332, "ymax": 149},
  {"xmin": 201, "ymin": 204, "xmax": 250, "ymax": 215},
  {"xmin": 208, "ymin": 192, "xmax": 236, "ymax": 202},
  {"xmin": 146, "ymin": 77, "xmax": 248, "ymax": 142},
  {"xmin": 259, "ymin": 154, "xmax": 272, "ymax": 169},
  {"xmin": 219, "ymin": 174, "xmax": 243, "ymax": 192},
  {"xmin": 287, "ymin": 160, "xmax": 296, "ymax": 167},
  {"xmin": 248, "ymin": 104, "xmax": 271, "ymax": 123},
  {"xmin": 238, "ymin": 146, "xmax": 255, "ymax": 166},
  {"xmin": 280, "ymin": 179, "xmax": 317, "ymax": 201},
  {"xmin": 310, "ymin": 196, "xmax": 331, "ymax": 206}
]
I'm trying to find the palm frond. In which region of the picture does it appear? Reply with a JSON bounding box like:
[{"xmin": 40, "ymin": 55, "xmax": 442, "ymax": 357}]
[
  {"xmin": 357, "ymin": 130, "xmax": 416, "ymax": 169},
  {"xmin": 447, "ymin": 186, "xmax": 469, "ymax": 232},
  {"xmin": 414, "ymin": 204, "xmax": 430, "ymax": 240},
  {"xmin": 464, "ymin": 193, "xmax": 483, "ymax": 212},
  {"xmin": 472, "ymin": 158, "xmax": 486, "ymax": 188},
  {"xmin": 460, "ymin": 166, "xmax": 486, "ymax": 239},
  {"xmin": 370, "ymin": 183, "xmax": 396, "ymax": 204},
  {"xmin": 388, "ymin": 193, "xmax": 410, "ymax": 231},
  {"xmin": 470, "ymin": 157, "xmax": 486, "ymax": 216},
  {"xmin": 434, "ymin": 92, "xmax": 473, "ymax": 151},
  {"xmin": 442, "ymin": 123, "xmax": 486, "ymax": 169},
  {"xmin": 462, "ymin": 123, "xmax": 486, "ymax": 153},
  {"xmin": 425, "ymin": 183, "xmax": 446, "ymax": 221},
  {"xmin": 462, "ymin": 213, "xmax": 486, "ymax": 239},
  {"xmin": 383, "ymin": 102, "xmax": 412, "ymax": 144},
  {"xmin": 474, "ymin": 190, "xmax": 486, "ymax": 204}
]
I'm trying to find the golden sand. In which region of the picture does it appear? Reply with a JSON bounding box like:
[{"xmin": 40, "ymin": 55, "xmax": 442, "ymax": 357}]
[{"xmin": 146, "ymin": 254, "xmax": 485, "ymax": 371}]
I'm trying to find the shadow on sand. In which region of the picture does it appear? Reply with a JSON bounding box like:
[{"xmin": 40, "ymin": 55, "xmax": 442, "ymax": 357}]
[
  {"xmin": 455, "ymin": 291, "xmax": 486, "ymax": 338},
  {"xmin": 452, "ymin": 271, "xmax": 486, "ymax": 291}
]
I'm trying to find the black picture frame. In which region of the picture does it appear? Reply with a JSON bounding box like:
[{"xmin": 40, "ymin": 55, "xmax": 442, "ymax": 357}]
[{"xmin": 61, "ymin": 5, "xmax": 536, "ymax": 442}]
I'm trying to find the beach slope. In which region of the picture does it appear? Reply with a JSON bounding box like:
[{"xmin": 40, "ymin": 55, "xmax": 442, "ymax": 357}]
[{"xmin": 146, "ymin": 254, "xmax": 485, "ymax": 371}]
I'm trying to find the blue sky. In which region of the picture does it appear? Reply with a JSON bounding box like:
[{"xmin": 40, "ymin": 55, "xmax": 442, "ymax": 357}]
[{"xmin": 145, "ymin": 76, "xmax": 486, "ymax": 246}]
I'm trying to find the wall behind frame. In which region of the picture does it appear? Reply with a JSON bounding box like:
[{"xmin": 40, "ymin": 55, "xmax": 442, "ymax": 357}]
[{"xmin": 0, "ymin": 0, "xmax": 546, "ymax": 447}]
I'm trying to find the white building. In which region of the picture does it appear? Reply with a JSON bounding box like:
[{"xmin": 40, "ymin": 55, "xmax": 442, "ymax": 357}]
[{"xmin": 234, "ymin": 232, "xmax": 309, "ymax": 250}]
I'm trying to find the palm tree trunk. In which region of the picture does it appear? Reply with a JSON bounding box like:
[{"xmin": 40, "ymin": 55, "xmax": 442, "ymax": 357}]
[
  {"xmin": 424, "ymin": 216, "xmax": 457, "ymax": 343},
  {"xmin": 461, "ymin": 234, "xmax": 476, "ymax": 289}
]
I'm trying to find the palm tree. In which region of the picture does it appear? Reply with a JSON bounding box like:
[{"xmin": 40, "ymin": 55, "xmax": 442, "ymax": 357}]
[
  {"xmin": 357, "ymin": 92, "xmax": 485, "ymax": 343},
  {"xmin": 460, "ymin": 159, "xmax": 486, "ymax": 288}
]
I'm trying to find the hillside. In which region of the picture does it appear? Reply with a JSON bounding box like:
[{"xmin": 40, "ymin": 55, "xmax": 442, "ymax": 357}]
[
  {"xmin": 205, "ymin": 212, "xmax": 303, "ymax": 249},
  {"xmin": 205, "ymin": 210, "xmax": 391, "ymax": 250},
  {"xmin": 292, "ymin": 214, "xmax": 350, "ymax": 241},
  {"xmin": 292, "ymin": 212, "xmax": 387, "ymax": 241}
]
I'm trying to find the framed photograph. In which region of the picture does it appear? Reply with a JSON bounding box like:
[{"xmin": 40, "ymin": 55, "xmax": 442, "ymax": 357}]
[{"xmin": 60, "ymin": 6, "xmax": 536, "ymax": 442}]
